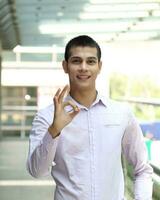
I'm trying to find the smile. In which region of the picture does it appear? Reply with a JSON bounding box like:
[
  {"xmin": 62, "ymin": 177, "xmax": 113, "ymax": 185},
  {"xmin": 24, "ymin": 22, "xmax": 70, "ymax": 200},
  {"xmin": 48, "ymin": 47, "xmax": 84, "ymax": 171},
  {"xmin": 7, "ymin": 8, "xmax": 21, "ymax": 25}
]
[{"xmin": 77, "ymin": 75, "xmax": 91, "ymax": 80}]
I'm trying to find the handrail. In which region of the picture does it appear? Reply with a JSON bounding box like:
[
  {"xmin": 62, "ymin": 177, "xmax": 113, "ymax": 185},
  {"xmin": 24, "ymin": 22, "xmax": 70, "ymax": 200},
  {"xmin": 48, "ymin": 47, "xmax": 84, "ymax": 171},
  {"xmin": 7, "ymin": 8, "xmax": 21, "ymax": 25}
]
[
  {"xmin": 2, "ymin": 105, "xmax": 38, "ymax": 111},
  {"xmin": 151, "ymin": 163, "xmax": 160, "ymax": 176},
  {"xmin": 116, "ymin": 97, "xmax": 160, "ymax": 106}
]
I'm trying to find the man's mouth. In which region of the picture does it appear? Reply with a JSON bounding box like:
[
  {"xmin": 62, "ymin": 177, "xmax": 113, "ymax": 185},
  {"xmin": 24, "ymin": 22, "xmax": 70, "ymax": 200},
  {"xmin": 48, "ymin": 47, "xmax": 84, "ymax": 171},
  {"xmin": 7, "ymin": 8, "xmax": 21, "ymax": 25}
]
[{"xmin": 77, "ymin": 75, "xmax": 91, "ymax": 80}]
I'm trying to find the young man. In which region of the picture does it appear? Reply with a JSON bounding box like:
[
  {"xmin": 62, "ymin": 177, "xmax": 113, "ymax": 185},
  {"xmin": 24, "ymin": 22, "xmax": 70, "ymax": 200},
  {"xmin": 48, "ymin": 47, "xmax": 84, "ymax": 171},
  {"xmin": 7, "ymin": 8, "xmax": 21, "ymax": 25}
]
[{"xmin": 27, "ymin": 35, "xmax": 153, "ymax": 200}]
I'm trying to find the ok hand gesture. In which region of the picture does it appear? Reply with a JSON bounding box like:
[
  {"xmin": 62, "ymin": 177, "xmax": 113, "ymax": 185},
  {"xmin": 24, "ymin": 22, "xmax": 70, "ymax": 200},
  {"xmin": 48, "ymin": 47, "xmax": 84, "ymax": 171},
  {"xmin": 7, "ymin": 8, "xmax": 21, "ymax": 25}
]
[{"xmin": 48, "ymin": 85, "xmax": 80, "ymax": 138}]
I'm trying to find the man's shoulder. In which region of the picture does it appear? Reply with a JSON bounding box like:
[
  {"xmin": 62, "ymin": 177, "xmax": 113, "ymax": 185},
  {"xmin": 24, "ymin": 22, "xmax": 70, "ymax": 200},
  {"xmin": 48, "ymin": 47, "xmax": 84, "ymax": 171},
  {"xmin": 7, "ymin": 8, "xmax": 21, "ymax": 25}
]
[{"xmin": 101, "ymin": 96, "xmax": 131, "ymax": 114}]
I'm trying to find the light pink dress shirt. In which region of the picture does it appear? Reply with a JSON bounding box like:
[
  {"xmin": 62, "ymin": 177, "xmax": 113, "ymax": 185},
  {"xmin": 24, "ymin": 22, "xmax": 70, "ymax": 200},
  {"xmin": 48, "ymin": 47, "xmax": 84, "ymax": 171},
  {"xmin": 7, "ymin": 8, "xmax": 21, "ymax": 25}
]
[{"xmin": 27, "ymin": 94, "xmax": 153, "ymax": 200}]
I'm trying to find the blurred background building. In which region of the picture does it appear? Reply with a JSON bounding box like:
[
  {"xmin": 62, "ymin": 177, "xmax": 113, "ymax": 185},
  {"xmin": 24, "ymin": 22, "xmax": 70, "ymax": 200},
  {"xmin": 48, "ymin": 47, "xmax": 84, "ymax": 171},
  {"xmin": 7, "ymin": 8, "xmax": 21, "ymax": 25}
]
[{"xmin": 0, "ymin": 0, "xmax": 160, "ymax": 199}]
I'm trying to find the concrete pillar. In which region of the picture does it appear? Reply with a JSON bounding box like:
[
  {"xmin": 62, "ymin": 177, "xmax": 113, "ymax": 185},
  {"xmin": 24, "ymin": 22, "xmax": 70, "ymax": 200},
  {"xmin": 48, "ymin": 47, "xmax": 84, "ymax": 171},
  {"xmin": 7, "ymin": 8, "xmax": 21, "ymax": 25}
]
[{"xmin": 0, "ymin": 40, "xmax": 2, "ymax": 139}]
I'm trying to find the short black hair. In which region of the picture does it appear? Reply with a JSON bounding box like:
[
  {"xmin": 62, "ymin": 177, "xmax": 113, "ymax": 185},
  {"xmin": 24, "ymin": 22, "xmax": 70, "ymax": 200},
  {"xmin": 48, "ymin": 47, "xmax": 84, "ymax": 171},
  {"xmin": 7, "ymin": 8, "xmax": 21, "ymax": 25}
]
[{"xmin": 64, "ymin": 35, "xmax": 101, "ymax": 62}]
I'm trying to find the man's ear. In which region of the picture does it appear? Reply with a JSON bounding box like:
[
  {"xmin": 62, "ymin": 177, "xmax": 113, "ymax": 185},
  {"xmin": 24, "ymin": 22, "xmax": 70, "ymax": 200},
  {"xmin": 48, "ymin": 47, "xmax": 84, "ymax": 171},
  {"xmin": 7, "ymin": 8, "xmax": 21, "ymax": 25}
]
[
  {"xmin": 98, "ymin": 61, "xmax": 102, "ymax": 73},
  {"xmin": 62, "ymin": 60, "xmax": 68, "ymax": 73}
]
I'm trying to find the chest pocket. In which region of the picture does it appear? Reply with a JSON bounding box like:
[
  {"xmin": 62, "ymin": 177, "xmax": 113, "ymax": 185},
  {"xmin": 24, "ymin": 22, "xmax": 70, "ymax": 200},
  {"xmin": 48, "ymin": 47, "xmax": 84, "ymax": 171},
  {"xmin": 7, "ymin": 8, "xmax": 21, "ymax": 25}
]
[
  {"xmin": 96, "ymin": 113, "xmax": 125, "ymax": 153},
  {"xmin": 99, "ymin": 113, "xmax": 122, "ymax": 126}
]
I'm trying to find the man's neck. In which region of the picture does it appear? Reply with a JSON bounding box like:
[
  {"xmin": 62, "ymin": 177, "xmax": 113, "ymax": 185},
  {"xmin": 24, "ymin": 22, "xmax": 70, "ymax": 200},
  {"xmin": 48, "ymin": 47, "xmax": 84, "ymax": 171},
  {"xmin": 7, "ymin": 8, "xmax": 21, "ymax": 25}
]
[{"xmin": 70, "ymin": 88, "xmax": 97, "ymax": 108}]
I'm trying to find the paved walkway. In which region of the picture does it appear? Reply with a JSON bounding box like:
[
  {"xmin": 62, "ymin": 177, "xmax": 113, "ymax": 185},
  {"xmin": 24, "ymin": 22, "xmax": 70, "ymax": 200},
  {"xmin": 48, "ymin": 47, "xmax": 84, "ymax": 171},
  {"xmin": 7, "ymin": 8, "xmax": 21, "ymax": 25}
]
[{"xmin": 0, "ymin": 139, "xmax": 54, "ymax": 200}]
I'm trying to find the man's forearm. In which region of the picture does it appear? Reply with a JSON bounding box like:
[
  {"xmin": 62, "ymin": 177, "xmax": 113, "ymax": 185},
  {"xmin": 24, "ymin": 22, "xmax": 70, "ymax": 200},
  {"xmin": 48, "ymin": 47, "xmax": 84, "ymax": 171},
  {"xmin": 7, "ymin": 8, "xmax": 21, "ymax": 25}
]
[{"xmin": 27, "ymin": 131, "xmax": 59, "ymax": 178}]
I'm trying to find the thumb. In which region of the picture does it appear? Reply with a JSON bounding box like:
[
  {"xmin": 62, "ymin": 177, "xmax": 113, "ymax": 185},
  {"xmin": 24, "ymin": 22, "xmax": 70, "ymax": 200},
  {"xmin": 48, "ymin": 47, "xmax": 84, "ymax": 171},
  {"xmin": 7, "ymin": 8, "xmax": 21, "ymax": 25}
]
[{"xmin": 69, "ymin": 108, "xmax": 80, "ymax": 119}]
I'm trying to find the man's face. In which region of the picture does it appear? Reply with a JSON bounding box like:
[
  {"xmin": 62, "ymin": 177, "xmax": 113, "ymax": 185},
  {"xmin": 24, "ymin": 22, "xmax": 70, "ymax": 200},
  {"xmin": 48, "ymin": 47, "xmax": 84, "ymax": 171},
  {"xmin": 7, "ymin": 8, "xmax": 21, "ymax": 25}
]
[{"xmin": 63, "ymin": 46, "xmax": 102, "ymax": 91}]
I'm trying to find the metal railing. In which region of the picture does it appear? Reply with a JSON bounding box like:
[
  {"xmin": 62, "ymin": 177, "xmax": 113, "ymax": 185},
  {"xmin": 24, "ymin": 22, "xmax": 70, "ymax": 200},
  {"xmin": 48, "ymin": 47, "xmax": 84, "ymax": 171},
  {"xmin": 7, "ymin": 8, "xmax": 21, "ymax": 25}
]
[{"xmin": 123, "ymin": 157, "xmax": 160, "ymax": 200}]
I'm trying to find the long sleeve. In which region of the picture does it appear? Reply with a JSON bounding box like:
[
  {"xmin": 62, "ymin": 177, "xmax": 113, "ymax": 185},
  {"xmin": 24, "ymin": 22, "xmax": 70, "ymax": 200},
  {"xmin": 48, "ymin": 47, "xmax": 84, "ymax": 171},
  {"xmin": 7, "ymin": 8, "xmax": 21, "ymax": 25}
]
[
  {"xmin": 122, "ymin": 111, "xmax": 153, "ymax": 200},
  {"xmin": 27, "ymin": 106, "xmax": 59, "ymax": 178}
]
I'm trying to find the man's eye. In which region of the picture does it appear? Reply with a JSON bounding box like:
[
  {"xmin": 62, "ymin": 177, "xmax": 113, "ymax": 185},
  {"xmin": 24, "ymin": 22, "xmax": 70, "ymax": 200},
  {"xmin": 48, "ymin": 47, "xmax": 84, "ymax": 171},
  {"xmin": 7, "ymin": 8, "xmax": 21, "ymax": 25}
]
[
  {"xmin": 71, "ymin": 59, "xmax": 81, "ymax": 64},
  {"xmin": 88, "ymin": 60, "xmax": 96, "ymax": 65}
]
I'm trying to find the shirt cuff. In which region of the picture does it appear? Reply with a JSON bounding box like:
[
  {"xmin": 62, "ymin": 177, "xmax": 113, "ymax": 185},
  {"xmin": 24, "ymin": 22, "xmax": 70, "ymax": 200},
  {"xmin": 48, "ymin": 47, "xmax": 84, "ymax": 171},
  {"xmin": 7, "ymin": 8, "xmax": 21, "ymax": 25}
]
[
  {"xmin": 134, "ymin": 178, "xmax": 153, "ymax": 200},
  {"xmin": 42, "ymin": 131, "xmax": 59, "ymax": 153}
]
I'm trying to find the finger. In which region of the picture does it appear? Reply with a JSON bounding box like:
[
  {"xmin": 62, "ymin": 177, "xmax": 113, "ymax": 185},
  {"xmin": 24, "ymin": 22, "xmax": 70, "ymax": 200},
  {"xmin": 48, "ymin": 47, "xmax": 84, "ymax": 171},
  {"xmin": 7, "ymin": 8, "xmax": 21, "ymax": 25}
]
[
  {"xmin": 54, "ymin": 88, "xmax": 61, "ymax": 97},
  {"xmin": 63, "ymin": 100, "xmax": 80, "ymax": 118},
  {"xmin": 53, "ymin": 95, "xmax": 58, "ymax": 109},
  {"xmin": 53, "ymin": 88, "xmax": 61, "ymax": 111},
  {"xmin": 58, "ymin": 85, "xmax": 69, "ymax": 103},
  {"xmin": 69, "ymin": 109, "xmax": 80, "ymax": 118},
  {"xmin": 63, "ymin": 100, "xmax": 79, "ymax": 112}
]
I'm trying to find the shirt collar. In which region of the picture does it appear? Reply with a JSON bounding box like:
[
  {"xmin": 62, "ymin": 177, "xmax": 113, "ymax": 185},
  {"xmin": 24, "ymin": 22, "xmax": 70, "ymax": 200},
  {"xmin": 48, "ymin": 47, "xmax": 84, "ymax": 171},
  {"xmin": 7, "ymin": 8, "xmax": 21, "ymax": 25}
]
[
  {"xmin": 93, "ymin": 92, "xmax": 108, "ymax": 107},
  {"xmin": 64, "ymin": 91, "xmax": 108, "ymax": 110}
]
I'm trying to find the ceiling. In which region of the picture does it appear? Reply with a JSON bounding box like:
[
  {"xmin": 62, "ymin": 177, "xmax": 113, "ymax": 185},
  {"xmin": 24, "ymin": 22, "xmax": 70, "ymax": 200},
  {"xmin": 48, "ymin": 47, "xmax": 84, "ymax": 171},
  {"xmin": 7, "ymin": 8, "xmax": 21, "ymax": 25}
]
[{"xmin": 0, "ymin": 0, "xmax": 160, "ymax": 50}]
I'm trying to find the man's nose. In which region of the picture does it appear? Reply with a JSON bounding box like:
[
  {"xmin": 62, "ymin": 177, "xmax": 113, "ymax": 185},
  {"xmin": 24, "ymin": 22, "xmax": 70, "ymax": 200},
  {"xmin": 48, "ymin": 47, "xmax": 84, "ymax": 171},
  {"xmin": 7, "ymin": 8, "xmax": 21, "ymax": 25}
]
[{"xmin": 80, "ymin": 61, "xmax": 87, "ymax": 70}]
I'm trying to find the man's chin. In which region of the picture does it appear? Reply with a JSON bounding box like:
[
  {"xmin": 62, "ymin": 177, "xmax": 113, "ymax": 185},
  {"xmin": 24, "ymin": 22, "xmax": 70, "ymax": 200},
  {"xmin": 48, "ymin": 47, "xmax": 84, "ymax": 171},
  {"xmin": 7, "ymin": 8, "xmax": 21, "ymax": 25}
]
[{"xmin": 76, "ymin": 84, "xmax": 93, "ymax": 91}]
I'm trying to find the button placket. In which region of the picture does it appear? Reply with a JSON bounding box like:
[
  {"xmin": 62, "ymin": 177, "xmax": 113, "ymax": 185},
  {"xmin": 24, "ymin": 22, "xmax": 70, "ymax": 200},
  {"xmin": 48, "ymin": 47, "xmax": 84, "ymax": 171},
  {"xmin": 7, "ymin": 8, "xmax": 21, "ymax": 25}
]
[{"xmin": 88, "ymin": 109, "xmax": 96, "ymax": 200}]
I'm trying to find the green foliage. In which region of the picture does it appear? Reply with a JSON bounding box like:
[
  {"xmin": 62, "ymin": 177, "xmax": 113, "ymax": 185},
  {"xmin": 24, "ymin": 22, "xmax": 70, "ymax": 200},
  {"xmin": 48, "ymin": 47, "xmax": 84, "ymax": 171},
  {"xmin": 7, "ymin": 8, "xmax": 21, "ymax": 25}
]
[
  {"xmin": 109, "ymin": 73, "xmax": 160, "ymax": 121},
  {"xmin": 109, "ymin": 73, "xmax": 128, "ymax": 99}
]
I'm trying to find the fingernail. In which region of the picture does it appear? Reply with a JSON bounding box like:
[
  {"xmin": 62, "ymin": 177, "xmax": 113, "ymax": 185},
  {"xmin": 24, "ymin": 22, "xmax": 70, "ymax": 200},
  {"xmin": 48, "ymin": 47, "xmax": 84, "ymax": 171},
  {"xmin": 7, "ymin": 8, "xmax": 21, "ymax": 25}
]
[{"xmin": 75, "ymin": 106, "xmax": 79, "ymax": 111}]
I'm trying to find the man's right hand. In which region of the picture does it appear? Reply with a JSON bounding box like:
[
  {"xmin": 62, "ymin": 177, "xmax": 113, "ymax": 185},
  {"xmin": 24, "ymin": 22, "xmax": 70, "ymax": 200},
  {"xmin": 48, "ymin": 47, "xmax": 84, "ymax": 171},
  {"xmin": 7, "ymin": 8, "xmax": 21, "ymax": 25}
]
[{"xmin": 48, "ymin": 85, "xmax": 80, "ymax": 138}]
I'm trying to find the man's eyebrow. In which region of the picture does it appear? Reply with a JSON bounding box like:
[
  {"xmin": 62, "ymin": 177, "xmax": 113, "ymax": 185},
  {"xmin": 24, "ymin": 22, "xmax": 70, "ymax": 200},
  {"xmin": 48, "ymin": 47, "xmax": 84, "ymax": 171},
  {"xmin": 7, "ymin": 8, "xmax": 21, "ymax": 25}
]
[
  {"xmin": 70, "ymin": 56, "xmax": 98, "ymax": 60},
  {"xmin": 69, "ymin": 56, "xmax": 81, "ymax": 59},
  {"xmin": 87, "ymin": 57, "xmax": 98, "ymax": 60}
]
